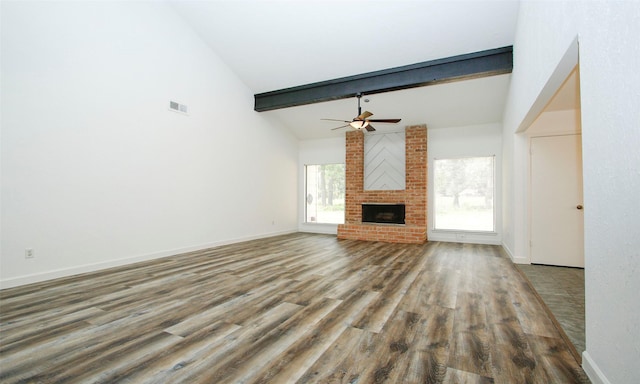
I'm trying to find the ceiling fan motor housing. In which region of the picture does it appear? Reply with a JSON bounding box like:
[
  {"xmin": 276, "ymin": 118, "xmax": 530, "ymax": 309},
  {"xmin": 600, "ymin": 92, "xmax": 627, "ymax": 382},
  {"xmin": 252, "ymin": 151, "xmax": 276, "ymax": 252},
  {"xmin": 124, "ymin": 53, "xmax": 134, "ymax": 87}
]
[{"xmin": 322, "ymin": 93, "xmax": 401, "ymax": 132}]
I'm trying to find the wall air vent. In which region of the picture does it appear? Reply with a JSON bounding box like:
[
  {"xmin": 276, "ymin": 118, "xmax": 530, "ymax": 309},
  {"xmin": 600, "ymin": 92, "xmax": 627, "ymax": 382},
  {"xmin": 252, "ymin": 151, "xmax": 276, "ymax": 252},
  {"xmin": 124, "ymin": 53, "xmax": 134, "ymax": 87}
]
[{"xmin": 169, "ymin": 100, "xmax": 188, "ymax": 115}]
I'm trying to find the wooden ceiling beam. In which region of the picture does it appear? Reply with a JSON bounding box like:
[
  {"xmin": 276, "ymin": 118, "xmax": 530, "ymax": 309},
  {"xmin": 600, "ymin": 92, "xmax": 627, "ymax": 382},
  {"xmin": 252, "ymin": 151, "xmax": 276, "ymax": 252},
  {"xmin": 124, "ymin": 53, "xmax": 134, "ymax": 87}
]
[{"xmin": 254, "ymin": 46, "xmax": 513, "ymax": 112}]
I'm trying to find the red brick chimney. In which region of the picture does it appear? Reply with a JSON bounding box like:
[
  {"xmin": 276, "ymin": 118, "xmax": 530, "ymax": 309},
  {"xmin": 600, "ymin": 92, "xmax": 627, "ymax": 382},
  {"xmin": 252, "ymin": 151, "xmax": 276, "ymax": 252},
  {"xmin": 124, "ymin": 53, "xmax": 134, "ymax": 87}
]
[{"xmin": 337, "ymin": 125, "xmax": 428, "ymax": 243}]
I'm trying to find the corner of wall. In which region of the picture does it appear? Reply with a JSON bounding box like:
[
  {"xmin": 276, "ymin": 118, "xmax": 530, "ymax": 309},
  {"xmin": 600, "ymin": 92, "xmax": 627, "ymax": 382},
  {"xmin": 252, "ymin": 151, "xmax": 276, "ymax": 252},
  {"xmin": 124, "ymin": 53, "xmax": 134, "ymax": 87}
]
[
  {"xmin": 582, "ymin": 351, "xmax": 611, "ymax": 384},
  {"xmin": 501, "ymin": 242, "xmax": 528, "ymax": 264}
]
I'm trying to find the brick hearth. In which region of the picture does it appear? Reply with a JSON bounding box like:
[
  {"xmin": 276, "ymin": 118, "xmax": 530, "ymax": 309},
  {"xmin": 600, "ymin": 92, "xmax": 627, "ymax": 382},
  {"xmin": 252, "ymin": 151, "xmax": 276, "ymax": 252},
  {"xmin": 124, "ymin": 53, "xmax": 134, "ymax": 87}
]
[{"xmin": 337, "ymin": 125, "xmax": 428, "ymax": 243}]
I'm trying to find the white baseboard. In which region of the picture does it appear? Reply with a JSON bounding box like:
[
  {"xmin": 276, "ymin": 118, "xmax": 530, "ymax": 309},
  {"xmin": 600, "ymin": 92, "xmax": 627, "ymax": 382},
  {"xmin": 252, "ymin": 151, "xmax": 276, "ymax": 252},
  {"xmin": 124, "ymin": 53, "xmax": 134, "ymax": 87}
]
[
  {"xmin": 298, "ymin": 223, "xmax": 338, "ymax": 235},
  {"xmin": 510, "ymin": 256, "xmax": 529, "ymax": 264},
  {"xmin": 501, "ymin": 242, "xmax": 529, "ymax": 264},
  {"xmin": 428, "ymin": 234, "xmax": 501, "ymax": 245},
  {"xmin": 0, "ymin": 229, "xmax": 297, "ymax": 290},
  {"xmin": 582, "ymin": 351, "xmax": 611, "ymax": 384}
]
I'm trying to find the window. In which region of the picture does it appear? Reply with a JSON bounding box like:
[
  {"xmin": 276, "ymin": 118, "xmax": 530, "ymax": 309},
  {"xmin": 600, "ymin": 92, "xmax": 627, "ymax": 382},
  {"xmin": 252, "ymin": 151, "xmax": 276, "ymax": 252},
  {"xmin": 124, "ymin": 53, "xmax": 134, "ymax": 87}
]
[
  {"xmin": 305, "ymin": 164, "xmax": 345, "ymax": 224},
  {"xmin": 434, "ymin": 156, "xmax": 495, "ymax": 232}
]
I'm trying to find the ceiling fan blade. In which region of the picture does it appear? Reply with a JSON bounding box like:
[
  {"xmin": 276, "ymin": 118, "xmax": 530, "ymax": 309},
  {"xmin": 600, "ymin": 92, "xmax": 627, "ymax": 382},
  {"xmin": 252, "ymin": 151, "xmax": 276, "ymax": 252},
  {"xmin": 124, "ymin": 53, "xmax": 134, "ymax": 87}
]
[
  {"xmin": 357, "ymin": 111, "xmax": 373, "ymax": 120},
  {"xmin": 322, "ymin": 118, "xmax": 351, "ymax": 123},
  {"xmin": 367, "ymin": 119, "xmax": 401, "ymax": 123},
  {"xmin": 365, "ymin": 124, "xmax": 376, "ymax": 132},
  {"xmin": 331, "ymin": 124, "xmax": 350, "ymax": 130}
]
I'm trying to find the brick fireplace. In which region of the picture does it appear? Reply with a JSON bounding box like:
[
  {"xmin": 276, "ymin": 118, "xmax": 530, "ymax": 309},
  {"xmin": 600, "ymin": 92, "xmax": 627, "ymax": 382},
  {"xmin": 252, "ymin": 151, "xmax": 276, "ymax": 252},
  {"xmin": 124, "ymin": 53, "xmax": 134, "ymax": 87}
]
[{"xmin": 337, "ymin": 125, "xmax": 428, "ymax": 243}]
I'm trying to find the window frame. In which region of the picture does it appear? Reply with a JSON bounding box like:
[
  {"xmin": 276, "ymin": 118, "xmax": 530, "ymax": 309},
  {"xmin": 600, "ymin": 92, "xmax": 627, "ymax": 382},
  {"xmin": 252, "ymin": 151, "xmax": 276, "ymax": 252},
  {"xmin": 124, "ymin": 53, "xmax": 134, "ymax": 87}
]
[
  {"xmin": 432, "ymin": 155, "xmax": 496, "ymax": 233},
  {"xmin": 304, "ymin": 163, "xmax": 346, "ymax": 225}
]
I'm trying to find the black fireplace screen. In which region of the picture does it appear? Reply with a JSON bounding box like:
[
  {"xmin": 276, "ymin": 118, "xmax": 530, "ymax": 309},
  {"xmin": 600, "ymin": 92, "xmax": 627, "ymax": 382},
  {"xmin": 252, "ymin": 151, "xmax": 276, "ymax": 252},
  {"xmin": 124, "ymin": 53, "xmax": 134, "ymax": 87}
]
[{"xmin": 362, "ymin": 204, "xmax": 405, "ymax": 224}]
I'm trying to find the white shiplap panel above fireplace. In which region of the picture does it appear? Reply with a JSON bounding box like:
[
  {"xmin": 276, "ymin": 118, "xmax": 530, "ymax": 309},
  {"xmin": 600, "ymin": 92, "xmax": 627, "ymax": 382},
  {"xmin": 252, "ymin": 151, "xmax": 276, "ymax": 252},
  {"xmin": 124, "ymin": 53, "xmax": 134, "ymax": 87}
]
[{"xmin": 364, "ymin": 132, "xmax": 405, "ymax": 190}]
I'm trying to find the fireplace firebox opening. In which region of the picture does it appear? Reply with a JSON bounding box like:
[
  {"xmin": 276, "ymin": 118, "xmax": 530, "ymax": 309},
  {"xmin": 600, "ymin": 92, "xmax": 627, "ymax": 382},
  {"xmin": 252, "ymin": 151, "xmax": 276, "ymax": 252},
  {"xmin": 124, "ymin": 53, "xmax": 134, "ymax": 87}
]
[{"xmin": 362, "ymin": 204, "xmax": 406, "ymax": 225}]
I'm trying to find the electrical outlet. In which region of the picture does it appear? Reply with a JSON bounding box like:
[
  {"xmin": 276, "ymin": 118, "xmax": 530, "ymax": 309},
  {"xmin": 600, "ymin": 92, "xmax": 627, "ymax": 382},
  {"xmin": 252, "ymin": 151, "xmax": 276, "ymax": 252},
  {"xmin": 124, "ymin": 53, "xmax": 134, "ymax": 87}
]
[{"xmin": 25, "ymin": 249, "xmax": 34, "ymax": 259}]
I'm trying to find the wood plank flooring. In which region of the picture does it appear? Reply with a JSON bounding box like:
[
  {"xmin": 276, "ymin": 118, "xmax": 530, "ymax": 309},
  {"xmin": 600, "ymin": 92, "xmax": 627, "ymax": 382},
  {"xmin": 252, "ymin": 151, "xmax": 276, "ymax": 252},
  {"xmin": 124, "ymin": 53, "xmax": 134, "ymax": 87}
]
[{"xmin": 0, "ymin": 233, "xmax": 589, "ymax": 383}]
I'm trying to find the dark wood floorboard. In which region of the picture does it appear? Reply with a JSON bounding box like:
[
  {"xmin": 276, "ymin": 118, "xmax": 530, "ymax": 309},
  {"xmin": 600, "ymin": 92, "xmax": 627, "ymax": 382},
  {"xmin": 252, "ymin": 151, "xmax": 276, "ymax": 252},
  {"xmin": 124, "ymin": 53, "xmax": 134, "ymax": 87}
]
[{"xmin": 0, "ymin": 233, "xmax": 589, "ymax": 383}]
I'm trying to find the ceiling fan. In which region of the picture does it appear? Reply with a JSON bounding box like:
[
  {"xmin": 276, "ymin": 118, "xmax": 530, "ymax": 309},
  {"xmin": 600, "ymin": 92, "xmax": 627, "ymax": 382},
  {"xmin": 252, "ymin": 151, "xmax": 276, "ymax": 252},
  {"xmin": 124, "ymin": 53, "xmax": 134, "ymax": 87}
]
[{"xmin": 322, "ymin": 93, "xmax": 401, "ymax": 132}]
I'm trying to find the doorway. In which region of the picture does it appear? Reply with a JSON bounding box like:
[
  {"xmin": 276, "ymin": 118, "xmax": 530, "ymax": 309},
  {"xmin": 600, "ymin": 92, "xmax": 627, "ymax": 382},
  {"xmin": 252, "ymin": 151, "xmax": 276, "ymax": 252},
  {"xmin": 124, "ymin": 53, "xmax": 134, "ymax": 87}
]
[
  {"xmin": 526, "ymin": 63, "xmax": 583, "ymax": 266},
  {"xmin": 523, "ymin": 60, "xmax": 585, "ymax": 361}
]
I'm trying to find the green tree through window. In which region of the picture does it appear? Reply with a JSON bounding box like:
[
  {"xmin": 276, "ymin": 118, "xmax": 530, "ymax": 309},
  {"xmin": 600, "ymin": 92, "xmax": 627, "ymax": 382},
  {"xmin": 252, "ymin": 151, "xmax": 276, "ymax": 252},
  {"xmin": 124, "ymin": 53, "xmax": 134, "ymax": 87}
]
[
  {"xmin": 305, "ymin": 164, "xmax": 345, "ymax": 224},
  {"xmin": 434, "ymin": 157, "xmax": 494, "ymax": 231}
]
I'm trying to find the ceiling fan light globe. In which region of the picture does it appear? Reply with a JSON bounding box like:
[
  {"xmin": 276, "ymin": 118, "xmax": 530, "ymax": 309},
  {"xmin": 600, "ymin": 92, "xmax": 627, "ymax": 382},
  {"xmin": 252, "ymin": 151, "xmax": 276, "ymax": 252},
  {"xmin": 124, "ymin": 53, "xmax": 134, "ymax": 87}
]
[{"xmin": 349, "ymin": 120, "xmax": 370, "ymax": 130}]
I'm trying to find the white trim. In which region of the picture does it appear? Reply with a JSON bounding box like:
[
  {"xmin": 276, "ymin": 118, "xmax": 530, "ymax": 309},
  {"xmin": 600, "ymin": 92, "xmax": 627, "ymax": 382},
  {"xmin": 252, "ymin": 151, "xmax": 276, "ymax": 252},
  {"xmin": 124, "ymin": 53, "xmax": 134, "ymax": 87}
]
[
  {"xmin": 298, "ymin": 223, "xmax": 339, "ymax": 235},
  {"xmin": 502, "ymin": 242, "xmax": 529, "ymax": 264},
  {"xmin": 432, "ymin": 229, "xmax": 498, "ymax": 235},
  {"xmin": 429, "ymin": 233, "xmax": 500, "ymax": 245},
  {"xmin": 582, "ymin": 351, "xmax": 611, "ymax": 384},
  {"xmin": 510, "ymin": 255, "xmax": 530, "ymax": 264},
  {"xmin": 526, "ymin": 128, "xmax": 582, "ymax": 139},
  {"xmin": 0, "ymin": 230, "xmax": 297, "ymax": 290},
  {"xmin": 502, "ymin": 242, "xmax": 515, "ymax": 259}
]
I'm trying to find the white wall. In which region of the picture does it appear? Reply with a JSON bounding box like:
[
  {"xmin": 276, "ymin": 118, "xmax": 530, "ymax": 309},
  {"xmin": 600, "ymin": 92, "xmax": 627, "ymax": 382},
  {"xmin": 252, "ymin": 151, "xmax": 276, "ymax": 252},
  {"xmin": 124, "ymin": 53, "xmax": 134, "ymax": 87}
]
[
  {"xmin": 298, "ymin": 137, "xmax": 345, "ymax": 234},
  {"xmin": 428, "ymin": 123, "xmax": 502, "ymax": 244},
  {"xmin": 0, "ymin": 1, "xmax": 298, "ymax": 288},
  {"xmin": 502, "ymin": 2, "xmax": 640, "ymax": 383}
]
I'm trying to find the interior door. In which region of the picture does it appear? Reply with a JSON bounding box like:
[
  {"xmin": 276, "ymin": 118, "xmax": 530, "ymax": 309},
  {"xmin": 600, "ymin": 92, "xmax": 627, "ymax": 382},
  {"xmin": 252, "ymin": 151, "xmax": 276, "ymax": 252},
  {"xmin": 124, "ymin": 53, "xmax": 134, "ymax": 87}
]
[{"xmin": 530, "ymin": 134, "xmax": 584, "ymax": 267}]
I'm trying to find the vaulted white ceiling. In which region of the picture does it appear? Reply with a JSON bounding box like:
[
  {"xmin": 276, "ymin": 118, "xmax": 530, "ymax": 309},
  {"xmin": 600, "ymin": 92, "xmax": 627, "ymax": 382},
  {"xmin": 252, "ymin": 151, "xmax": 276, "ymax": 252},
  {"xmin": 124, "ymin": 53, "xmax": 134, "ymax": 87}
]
[{"xmin": 170, "ymin": 0, "xmax": 521, "ymax": 139}]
